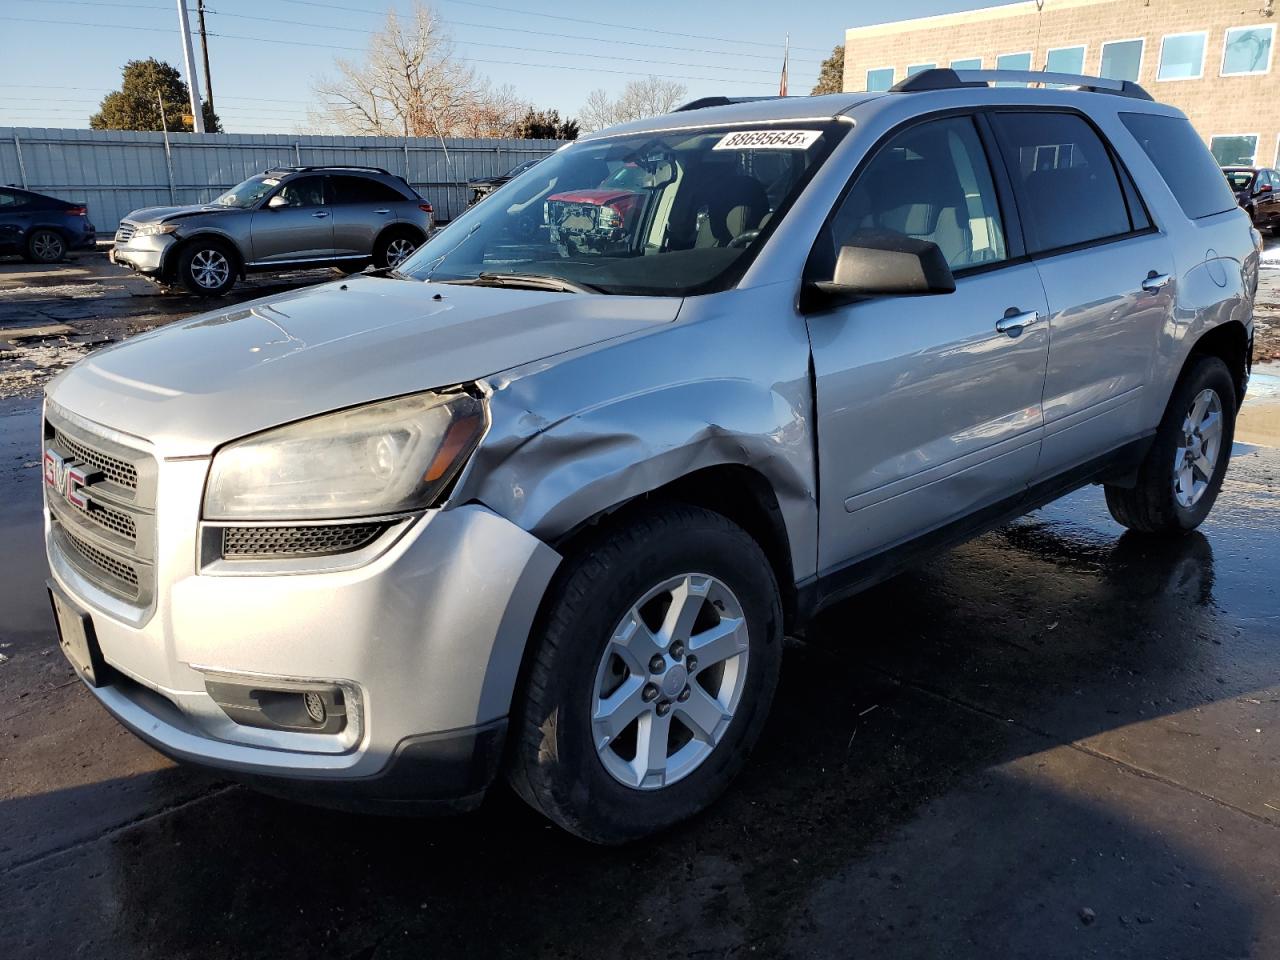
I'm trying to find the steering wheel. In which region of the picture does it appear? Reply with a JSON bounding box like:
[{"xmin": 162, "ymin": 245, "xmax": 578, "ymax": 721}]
[{"xmin": 728, "ymin": 229, "xmax": 761, "ymax": 249}]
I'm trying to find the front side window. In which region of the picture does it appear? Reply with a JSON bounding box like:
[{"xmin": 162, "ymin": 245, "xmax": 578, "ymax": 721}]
[
  {"xmin": 866, "ymin": 67, "xmax": 895, "ymax": 91},
  {"xmin": 1158, "ymin": 32, "xmax": 1207, "ymax": 80},
  {"xmin": 275, "ymin": 176, "xmax": 326, "ymax": 208},
  {"xmin": 990, "ymin": 112, "xmax": 1135, "ymax": 254},
  {"xmin": 1222, "ymin": 25, "xmax": 1275, "ymax": 76},
  {"xmin": 398, "ymin": 121, "xmax": 848, "ymax": 297},
  {"xmin": 1225, "ymin": 169, "xmax": 1257, "ymax": 192},
  {"xmin": 1100, "ymin": 39, "xmax": 1144, "ymax": 81},
  {"xmin": 819, "ymin": 115, "xmax": 1008, "ymax": 276},
  {"xmin": 1120, "ymin": 113, "xmax": 1238, "ymax": 220},
  {"xmin": 1211, "ymin": 134, "xmax": 1259, "ymax": 166}
]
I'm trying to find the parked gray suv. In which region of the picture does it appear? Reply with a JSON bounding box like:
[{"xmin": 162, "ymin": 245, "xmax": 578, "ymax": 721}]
[
  {"xmin": 45, "ymin": 70, "xmax": 1258, "ymax": 843},
  {"xmin": 110, "ymin": 165, "xmax": 434, "ymax": 295}
]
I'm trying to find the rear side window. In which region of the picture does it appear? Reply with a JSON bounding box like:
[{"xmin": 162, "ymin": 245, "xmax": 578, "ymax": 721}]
[
  {"xmin": 1120, "ymin": 113, "xmax": 1238, "ymax": 220},
  {"xmin": 0, "ymin": 189, "xmax": 29, "ymax": 209},
  {"xmin": 331, "ymin": 176, "xmax": 406, "ymax": 204},
  {"xmin": 990, "ymin": 112, "xmax": 1135, "ymax": 254}
]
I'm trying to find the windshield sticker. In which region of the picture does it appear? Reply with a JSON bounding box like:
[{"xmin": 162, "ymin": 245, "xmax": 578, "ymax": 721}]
[{"xmin": 713, "ymin": 129, "xmax": 822, "ymax": 151}]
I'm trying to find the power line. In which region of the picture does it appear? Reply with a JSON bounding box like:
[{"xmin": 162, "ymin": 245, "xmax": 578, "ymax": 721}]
[
  {"xmin": 200, "ymin": 8, "xmax": 808, "ymax": 77},
  {"xmin": 0, "ymin": 17, "xmax": 786, "ymax": 86},
  {"xmin": 206, "ymin": 2, "xmax": 822, "ymax": 65}
]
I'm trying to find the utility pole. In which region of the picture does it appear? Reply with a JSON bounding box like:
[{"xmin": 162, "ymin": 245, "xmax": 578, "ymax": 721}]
[
  {"xmin": 175, "ymin": 0, "xmax": 206, "ymax": 133},
  {"xmin": 196, "ymin": 0, "xmax": 214, "ymax": 115}
]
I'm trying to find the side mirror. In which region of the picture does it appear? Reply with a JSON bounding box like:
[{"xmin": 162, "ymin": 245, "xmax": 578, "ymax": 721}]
[
  {"xmin": 267, "ymin": 194, "xmax": 289, "ymax": 209},
  {"xmin": 1258, "ymin": 184, "xmax": 1273, "ymax": 195},
  {"xmin": 806, "ymin": 233, "xmax": 956, "ymax": 308}
]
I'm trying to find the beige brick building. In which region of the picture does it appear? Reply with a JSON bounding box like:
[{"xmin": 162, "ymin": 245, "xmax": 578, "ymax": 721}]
[{"xmin": 843, "ymin": 0, "xmax": 1280, "ymax": 168}]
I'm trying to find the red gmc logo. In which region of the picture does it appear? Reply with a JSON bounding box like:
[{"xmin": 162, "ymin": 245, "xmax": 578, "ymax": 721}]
[{"xmin": 44, "ymin": 449, "xmax": 89, "ymax": 509}]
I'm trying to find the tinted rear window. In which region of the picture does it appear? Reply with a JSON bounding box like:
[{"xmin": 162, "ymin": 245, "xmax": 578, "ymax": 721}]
[
  {"xmin": 1119, "ymin": 113, "xmax": 1238, "ymax": 220},
  {"xmin": 990, "ymin": 111, "xmax": 1135, "ymax": 254}
]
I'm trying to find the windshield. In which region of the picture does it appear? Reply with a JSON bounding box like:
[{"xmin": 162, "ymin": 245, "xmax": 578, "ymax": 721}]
[
  {"xmin": 398, "ymin": 121, "xmax": 847, "ymax": 296},
  {"xmin": 214, "ymin": 175, "xmax": 279, "ymax": 208},
  {"xmin": 1225, "ymin": 170, "xmax": 1256, "ymax": 191}
]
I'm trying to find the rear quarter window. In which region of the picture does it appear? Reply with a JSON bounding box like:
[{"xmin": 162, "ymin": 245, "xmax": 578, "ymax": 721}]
[{"xmin": 1119, "ymin": 113, "xmax": 1238, "ymax": 220}]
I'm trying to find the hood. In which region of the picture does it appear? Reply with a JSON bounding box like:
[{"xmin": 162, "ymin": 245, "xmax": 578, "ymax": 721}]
[
  {"xmin": 125, "ymin": 204, "xmax": 237, "ymax": 224},
  {"xmin": 47, "ymin": 275, "xmax": 680, "ymax": 457}
]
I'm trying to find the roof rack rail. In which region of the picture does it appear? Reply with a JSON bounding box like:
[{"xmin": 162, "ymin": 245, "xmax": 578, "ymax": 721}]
[
  {"xmin": 673, "ymin": 96, "xmax": 785, "ymax": 112},
  {"xmin": 890, "ymin": 67, "xmax": 1152, "ymax": 101},
  {"xmin": 261, "ymin": 164, "xmax": 393, "ymax": 175}
]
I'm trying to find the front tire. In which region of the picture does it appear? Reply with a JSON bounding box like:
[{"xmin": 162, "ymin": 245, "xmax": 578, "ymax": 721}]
[
  {"xmin": 176, "ymin": 240, "xmax": 237, "ymax": 296},
  {"xmin": 508, "ymin": 504, "xmax": 783, "ymax": 843},
  {"xmin": 1105, "ymin": 355, "xmax": 1236, "ymax": 534}
]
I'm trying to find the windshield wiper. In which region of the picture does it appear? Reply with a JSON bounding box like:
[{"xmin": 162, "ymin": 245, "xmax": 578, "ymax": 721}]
[{"xmin": 449, "ymin": 272, "xmax": 603, "ymax": 294}]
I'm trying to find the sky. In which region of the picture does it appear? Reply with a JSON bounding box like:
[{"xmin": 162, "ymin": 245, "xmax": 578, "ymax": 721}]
[{"xmin": 0, "ymin": 0, "xmax": 1023, "ymax": 133}]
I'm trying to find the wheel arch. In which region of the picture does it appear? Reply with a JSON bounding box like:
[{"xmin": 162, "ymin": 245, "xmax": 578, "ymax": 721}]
[
  {"xmin": 547, "ymin": 463, "xmax": 800, "ymax": 634},
  {"xmin": 375, "ymin": 221, "xmax": 426, "ymax": 248},
  {"xmin": 164, "ymin": 230, "xmax": 245, "ymax": 279},
  {"xmin": 1186, "ymin": 319, "xmax": 1251, "ymax": 409}
]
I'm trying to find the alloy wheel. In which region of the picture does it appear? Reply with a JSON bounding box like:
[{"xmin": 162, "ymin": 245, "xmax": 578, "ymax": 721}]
[
  {"xmin": 190, "ymin": 248, "xmax": 230, "ymax": 289},
  {"xmin": 1173, "ymin": 387, "xmax": 1224, "ymax": 508},
  {"xmin": 32, "ymin": 231, "xmax": 65, "ymax": 261},
  {"xmin": 386, "ymin": 237, "xmax": 417, "ymax": 267},
  {"xmin": 591, "ymin": 573, "xmax": 750, "ymax": 790}
]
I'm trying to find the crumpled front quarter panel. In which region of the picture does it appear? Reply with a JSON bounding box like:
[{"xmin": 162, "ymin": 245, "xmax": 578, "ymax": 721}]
[{"xmin": 459, "ymin": 282, "xmax": 820, "ymax": 582}]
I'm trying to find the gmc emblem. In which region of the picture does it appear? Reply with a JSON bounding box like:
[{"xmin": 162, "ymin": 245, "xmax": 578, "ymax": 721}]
[{"xmin": 44, "ymin": 449, "xmax": 89, "ymax": 509}]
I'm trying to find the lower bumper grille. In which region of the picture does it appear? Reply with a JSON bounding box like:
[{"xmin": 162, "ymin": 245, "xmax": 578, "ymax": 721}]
[{"xmin": 221, "ymin": 522, "xmax": 389, "ymax": 559}]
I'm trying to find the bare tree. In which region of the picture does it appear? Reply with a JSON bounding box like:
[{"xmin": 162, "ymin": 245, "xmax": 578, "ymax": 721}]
[
  {"xmin": 310, "ymin": 2, "xmax": 521, "ymax": 137},
  {"xmin": 578, "ymin": 76, "xmax": 688, "ymax": 132}
]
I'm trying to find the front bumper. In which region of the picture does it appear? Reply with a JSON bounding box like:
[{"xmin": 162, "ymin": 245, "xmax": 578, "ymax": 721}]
[
  {"xmin": 109, "ymin": 233, "xmax": 175, "ymax": 274},
  {"xmin": 47, "ymin": 484, "xmax": 560, "ymax": 803}
]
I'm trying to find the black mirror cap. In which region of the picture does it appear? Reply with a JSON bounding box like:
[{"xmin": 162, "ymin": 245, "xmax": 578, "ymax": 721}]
[{"xmin": 809, "ymin": 233, "xmax": 957, "ymax": 306}]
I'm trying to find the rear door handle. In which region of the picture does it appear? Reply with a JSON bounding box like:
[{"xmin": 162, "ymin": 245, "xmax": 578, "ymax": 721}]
[
  {"xmin": 1141, "ymin": 272, "xmax": 1171, "ymax": 294},
  {"xmin": 311, "ymin": 210, "xmax": 330, "ymax": 219},
  {"xmin": 373, "ymin": 208, "xmax": 391, "ymax": 215},
  {"xmin": 995, "ymin": 310, "xmax": 1039, "ymax": 336}
]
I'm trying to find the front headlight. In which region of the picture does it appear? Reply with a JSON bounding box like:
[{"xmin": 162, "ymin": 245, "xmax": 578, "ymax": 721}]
[
  {"xmin": 133, "ymin": 222, "xmax": 179, "ymax": 238},
  {"xmin": 204, "ymin": 391, "xmax": 486, "ymax": 521}
]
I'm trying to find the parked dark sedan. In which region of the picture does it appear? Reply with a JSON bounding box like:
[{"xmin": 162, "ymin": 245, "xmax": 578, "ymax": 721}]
[
  {"xmin": 1223, "ymin": 166, "xmax": 1280, "ymax": 234},
  {"xmin": 0, "ymin": 186, "xmax": 96, "ymax": 262},
  {"xmin": 467, "ymin": 156, "xmax": 545, "ymax": 207}
]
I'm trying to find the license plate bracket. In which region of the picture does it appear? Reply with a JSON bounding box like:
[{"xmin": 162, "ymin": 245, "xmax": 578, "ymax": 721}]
[{"xmin": 47, "ymin": 581, "xmax": 109, "ymax": 687}]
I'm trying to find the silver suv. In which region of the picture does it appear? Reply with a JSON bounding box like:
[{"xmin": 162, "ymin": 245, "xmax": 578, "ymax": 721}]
[
  {"xmin": 44, "ymin": 70, "xmax": 1258, "ymax": 843},
  {"xmin": 110, "ymin": 165, "xmax": 434, "ymax": 295}
]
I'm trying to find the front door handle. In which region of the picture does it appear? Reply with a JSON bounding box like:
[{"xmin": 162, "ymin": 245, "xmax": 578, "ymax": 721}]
[
  {"xmin": 995, "ymin": 309, "xmax": 1039, "ymax": 336},
  {"xmin": 1141, "ymin": 271, "xmax": 1171, "ymax": 294},
  {"xmin": 373, "ymin": 208, "xmax": 391, "ymax": 215},
  {"xmin": 311, "ymin": 210, "xmax": 330, "ymax": 219}
]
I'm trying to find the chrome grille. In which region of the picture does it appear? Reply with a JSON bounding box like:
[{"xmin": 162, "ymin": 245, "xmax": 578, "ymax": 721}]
[
  {"xmin": 222, "ymin": 522, "xmax": 387, "ymax": 559},
  {"xmin": 63, "ymin": 529, "xmax": 140, "ymax": 596},
  {"xmin": 45, "ymin": 410, "xmax": 155, "ymax": 607},
  {"xmin": 54, "ymin": 428, "xmax": 138, "ymax": 490},
  {"xmin": 114, "ymin": 222, "xmax": 136, "ymax": 243}
]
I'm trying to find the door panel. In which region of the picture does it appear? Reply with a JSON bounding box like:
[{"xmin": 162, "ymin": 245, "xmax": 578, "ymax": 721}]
[
  {"xmin": 984, "ymin": 110, "xmax": 1175, "ymax": 479},
  {"xmin": 330, "ymin": 175, "xmax": 403, "ymax": 256},
  {"xmin": 805, "ymin": 114, "xmax": 1049, "ymax": 574},
  {"xmin": 1034, "ymin": 234, "xmax": 1174, "ymax": 477},
  {"xmin": 810, "ymin": 266, "xmax": 1049, "ymax": 570},
  {"xmin": 249, "ymin": 175, "xmax": 334, "ymax": 263}
]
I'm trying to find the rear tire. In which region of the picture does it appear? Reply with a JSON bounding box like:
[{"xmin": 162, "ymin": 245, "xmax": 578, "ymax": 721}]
[
  {"xmin": 1104, "ymin": 355, "xmax": 1236, "ymax": 534},
  {"xmin": 507, "ymin": 504, "xmax": 783, "ymax": 844},
  {"xmin": 26, "ymin": 229, "xmax": 67, "ymax": 263},
  {"xmin": 176, "ymin": 239, "xmax": 237, "ymax": 296},
  {"xmin": 373, "ymin": 229, "xmax": 421, "ymax": 270}
]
